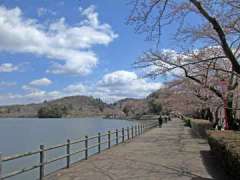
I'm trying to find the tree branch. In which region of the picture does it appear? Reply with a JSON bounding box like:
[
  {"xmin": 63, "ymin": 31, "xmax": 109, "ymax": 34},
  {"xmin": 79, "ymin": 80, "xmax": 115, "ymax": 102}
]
[{"xmin": 190, "ymin": 0, "xmax": 240, "ymax": 74}]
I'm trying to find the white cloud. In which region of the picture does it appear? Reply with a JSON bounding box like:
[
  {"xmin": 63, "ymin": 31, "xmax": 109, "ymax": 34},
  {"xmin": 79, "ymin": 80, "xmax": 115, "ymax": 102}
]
[
  {"xmin": 37, "ymin": 7, "xmax": 56, "ymax": 17},
  {"xmin": 78, "ymin": 7, "xmax": 83, "ymax": 12},
  {"xmin": 0, "ymin": 90, "xmax": 62, "ymax": 105},
  {"xmin": 98, "ymin": 70, "xmax": 138, "ymax": 86},
  {"xmin": 64, "ymin": 83, "xmax": 86, "ymax": 94},
  {"xmin": 0, "ymin": 71, "xmax": 162, "ymax": 105},
  {"xmin": 0, "ymin": 81, "xmax": 16, "ymax": 87},
  {"xmin": 0, "ymin": 5, "xmax": 117, "ymax": 75},
  {"xmin": 0, "ymin": 63, "xmax": 18, "ymax": 72},
  {"xmin": 64, "ymin": 70, "xmax": 162, "ymax": 102},
  {"xmin": 29, "ymin": 78, "xmax": 52, "ymax": 86},
  {"xmin": 97, "ymin": 71, "xmax": 162, "ymax": 100},
  {"xmin": 37, "ymin": 7, "xmax": 47, "ymax": 16}
]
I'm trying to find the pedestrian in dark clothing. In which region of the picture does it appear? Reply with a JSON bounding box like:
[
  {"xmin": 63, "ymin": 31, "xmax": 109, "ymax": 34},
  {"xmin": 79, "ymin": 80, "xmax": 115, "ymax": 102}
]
[{"xmin": 158, "ymin": 115, "xmax": 163, "ymax": 128}]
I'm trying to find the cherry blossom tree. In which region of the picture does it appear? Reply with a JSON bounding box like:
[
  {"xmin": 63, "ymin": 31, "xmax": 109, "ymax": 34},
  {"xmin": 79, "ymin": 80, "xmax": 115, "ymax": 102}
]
[
  {"xmin": 128, "ymin": 0, "xmax": 240, "ymax": 74},
  {"xmin": 136, "ymin": 47, "xmax": 239, "ymax": 129}
]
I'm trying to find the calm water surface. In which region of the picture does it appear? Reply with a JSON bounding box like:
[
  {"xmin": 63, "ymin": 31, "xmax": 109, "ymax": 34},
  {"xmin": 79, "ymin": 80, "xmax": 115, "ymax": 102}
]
[{"xmin": 0, "ymin": 117, "xmax": 139, "ymax": 180}]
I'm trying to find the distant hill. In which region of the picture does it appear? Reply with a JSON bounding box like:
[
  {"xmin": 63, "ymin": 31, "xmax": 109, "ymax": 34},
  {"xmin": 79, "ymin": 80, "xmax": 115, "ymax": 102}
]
[
  {"xmin": 112, "ymin": 98, "xmax": 150, "ymax": 119},
  {"xmin": 0, "ymin": 96, "xmax": 123, "ymax": 118},
  {"xmin": 0, "ymin": 91, "xmax": 165, "ymax": 118}
]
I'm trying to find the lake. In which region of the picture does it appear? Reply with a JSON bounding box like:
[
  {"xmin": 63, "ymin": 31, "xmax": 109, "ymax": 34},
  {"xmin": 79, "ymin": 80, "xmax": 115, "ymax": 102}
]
[{"xmin": 0, "ymin": 117, "xmax": 140, "ymax": 180}]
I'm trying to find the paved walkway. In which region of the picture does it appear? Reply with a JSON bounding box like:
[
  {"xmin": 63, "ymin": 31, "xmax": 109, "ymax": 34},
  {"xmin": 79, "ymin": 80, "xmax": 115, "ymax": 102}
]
[{"xmin": 45, "ymin": 119, "xmax": 229, "ymax": 180}]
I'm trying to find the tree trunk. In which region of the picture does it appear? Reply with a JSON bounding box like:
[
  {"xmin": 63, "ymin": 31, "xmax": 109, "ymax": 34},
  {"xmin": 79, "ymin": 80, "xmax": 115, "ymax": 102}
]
[
  {"xmin": 214, "ymin": 105, "xmax": 222, "ymax": 129},
  {"xmin": 226, "ymin": 93, "xmax": 235, "ymax": 130}
]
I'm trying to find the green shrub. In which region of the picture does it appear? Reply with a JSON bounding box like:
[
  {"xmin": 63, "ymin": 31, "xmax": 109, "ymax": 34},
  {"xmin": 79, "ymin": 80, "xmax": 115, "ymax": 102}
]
[
  {"xmin": 183, "ymin": 118, "xmax": 191, "ymax": 127},
  {"xmin": 38, "ymin": 104, "xmax": 67, "ymax": 118},
  {"xmin": 190, "ymin": 119, "xmax": 213, "ymax": 138},
  {"xmin": 208, "ymin": 131, "xmax": 240, "ymax": 179}
]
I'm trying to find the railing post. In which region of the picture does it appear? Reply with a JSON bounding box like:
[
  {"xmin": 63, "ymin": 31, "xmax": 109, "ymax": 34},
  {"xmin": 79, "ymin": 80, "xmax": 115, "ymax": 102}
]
[
  {"xmin": 127, "ymin": 127, "xmax": 130, "ymax": 140},
  {"xmin": 0, "ymin": 153, "xmax": 2, "ymax": 179},
  {"xmin": 85, "ymin": 136, "xmax": 88, "ymax": 160},
  {"xmin": 135, "ymin": 126, "xmax": 137, "ymax": 136},
  {"xmin": 141, "ymin": 124, "xmax": 143, "ymax": 134},
  {"xmin": 108, "ymin": 131, "xmax": 111, "ymax": 149},
  {"xmin": 66, "ymin": 139, "xmax": 71, "ymax": 168},
  {"xmin": 116, "ymin": 129, "xmax": 118, "ymax": 145},
  {"xmin": 98, "ymin": 133, "xmax": 101, "ymax": 153},
  {"xmin": 138, "ymin": 125, "xmax": 140, "ymax": 136},
  {"xmin": 131, "ymin": 126, "xmax": 134, "ymax": 138},
  {"xmin": 122, "ymin": 128, "xmax": 125, "ymax": 142},
  {"xmin": 39, "ymin": 145, "xmax": 45, "ymax": 180}
]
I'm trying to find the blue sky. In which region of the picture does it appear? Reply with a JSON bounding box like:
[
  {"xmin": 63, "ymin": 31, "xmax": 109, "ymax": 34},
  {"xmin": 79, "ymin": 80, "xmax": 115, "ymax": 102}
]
[{"xmin": 0, "ymin": 0, "xmax": 180, "ymax": 105}]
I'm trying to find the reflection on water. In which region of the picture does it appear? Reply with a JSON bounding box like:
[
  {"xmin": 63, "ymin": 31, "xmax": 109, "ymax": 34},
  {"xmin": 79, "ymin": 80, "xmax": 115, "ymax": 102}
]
[{"xmin": 0, "ymin": 117, "xmax": 139, "ymax": 180}]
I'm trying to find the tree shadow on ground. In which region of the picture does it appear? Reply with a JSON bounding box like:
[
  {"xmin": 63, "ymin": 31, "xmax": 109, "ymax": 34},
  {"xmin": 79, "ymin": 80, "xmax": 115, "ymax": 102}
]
[
  {"xmin": 188, "ymin": 128, "xmax": 202, "ymax": 139},
  {"xmin": 199, "ymin": 150, "xmax": 230, "ymax": 180},
  {"xmin": 191, "ymin": 177, "xmax": 214, "ymax": 180},
  {"xmin": 187, "ymin": 128, "xmax": 230, "ymax": 180}
]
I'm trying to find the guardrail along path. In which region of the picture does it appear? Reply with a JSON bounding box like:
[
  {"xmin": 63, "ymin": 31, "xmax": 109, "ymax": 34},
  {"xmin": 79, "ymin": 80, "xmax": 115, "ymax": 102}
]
[{"xmin": 45, "ymin": 119, "xmax": 229, "ymax": 180}]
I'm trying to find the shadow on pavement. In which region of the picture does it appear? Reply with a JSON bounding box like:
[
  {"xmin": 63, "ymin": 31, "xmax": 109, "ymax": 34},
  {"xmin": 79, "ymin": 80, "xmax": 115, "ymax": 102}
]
[
  {"xmin": 200, "ymin": 150, "xmax": 230, "ymax": 180},
  {"xmin": 191, "ymin": 177, "xmax": 214, "ymax": 180},
  {"xmin": 187, "ymin": 127, "xmax": 230, "ymax": 180}
]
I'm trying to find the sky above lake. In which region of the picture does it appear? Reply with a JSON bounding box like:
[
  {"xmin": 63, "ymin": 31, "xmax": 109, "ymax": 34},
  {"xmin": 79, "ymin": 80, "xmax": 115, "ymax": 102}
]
[{"xmin": 0, "ymin": 0, "xmax": 181, "ymax": 105}]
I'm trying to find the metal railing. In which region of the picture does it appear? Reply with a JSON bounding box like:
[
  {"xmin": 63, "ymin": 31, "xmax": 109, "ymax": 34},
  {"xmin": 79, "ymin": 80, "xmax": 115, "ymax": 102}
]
[{"xmin": 0, "ymin": 120, "xmax": 162, "ymax": 180}]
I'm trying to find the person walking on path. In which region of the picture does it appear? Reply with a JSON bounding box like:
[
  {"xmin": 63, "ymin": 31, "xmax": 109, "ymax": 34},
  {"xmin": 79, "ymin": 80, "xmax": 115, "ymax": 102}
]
[{"xmin": 158, "ymin": 115, "xmax": 163, "ymax": 128}]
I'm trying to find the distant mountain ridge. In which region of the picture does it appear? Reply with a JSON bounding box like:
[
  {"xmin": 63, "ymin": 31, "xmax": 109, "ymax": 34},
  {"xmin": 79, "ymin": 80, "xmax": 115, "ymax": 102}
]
[
  {"xmin": 0, "ymin": 96, "xmax": 122, "ymax": 118},
  {"xmin": 0, "ymin": 91, "xmax": 163, "ymax": 118}
]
